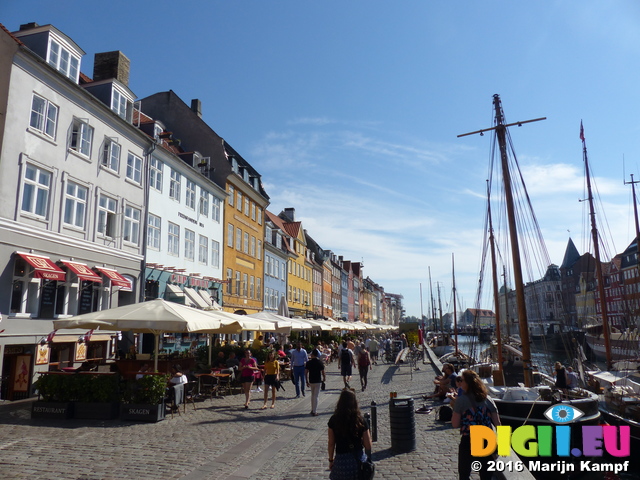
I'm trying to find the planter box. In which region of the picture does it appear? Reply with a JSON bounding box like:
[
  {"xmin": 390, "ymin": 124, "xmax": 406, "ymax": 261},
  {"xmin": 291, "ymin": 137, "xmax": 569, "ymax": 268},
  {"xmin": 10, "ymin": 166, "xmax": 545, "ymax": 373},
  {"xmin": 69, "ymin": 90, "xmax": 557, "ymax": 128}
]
[
  {"xmin": 120, "ymin": 401, "xmax": 166, "ymax": 423},
  {"xmin": 31, "ymin": 401, "xmax": 74, "ymax": 419},
  {"xmin": 74, "ymin": 401, "xmax": 120, "ymax": 420}
]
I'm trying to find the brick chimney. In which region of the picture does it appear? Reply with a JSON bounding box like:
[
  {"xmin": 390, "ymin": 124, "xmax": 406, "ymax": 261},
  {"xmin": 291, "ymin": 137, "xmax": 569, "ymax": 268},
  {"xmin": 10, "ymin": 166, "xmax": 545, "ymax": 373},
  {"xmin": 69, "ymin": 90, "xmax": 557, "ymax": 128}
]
[
  {"xmin": 93, "ymin": 51, "xmax": 130, "ymax": 86},
  {"xmin": 191, "ymin": 99, "xmax": 202, "ymax": 118}
]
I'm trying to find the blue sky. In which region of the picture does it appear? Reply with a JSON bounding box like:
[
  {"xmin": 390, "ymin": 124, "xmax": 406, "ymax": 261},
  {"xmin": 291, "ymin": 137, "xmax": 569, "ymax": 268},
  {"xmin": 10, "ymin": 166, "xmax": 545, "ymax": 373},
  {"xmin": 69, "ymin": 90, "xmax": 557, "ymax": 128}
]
[{"xmin": 4, "ymin": 1, "xmax": 640, "ymax": 319}]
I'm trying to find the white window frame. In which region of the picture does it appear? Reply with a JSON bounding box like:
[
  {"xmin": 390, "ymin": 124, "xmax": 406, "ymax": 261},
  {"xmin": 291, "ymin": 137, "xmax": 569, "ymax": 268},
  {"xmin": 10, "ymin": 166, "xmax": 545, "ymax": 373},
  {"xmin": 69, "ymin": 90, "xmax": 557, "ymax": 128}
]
[
  {"xmin": 169, "ymin": 169, "xmax": 181, "ymax": 201},
  {"xmin": 102, "ymin": 138, "xmax": 120, "ymax": 172},
  {"xmin": 63, "ymin": 180, "xmax": 88, "ymax": 229},
  {"xmin": 235, "ymin": 227, "xmax": 242, "ymax": 251},
  {"xmin": 185, "ymin": 229, "xmax": 195, "ymax": 261},
  {"xmin": 228, "ymin": 185, "xmax": 234, "ymax": 206},
  {"xmin": 97, "ymin": 194, "xmax": 117, "ymax": 238},
  {"xmin": 243, "ymin": 232, "xmax": 249, "ymax": 254},
  {"xmin": 199, "ymin": 189, "xmax": 209, "ymax": 217},
  {"xmin": 227, "ymin": 223, "xmax": 234, "ymax": 247},
  {"xmin": 123, "ymin": 205, "xmax": 141, "ymax": 244},
  {"xmin": 70, "ymin": 118, "xmax": 93, "ymax": 157},
  {"xmin": 186, "ymin": 179, "xmax": 196, "ymax": 209},
  {"xmin": 211, "ymin": 240, "xmax": 220, "ymax": 268},
  {"xmin": 126, "ymin": 152, "xmax": 142, "ymax": 184},
  {"xmin": 211, "ymin": 197, "xmax": 221, "ymax": 223},
  {"xmin": 48, "ymin": 38, "xmax": 80, "ymax": 82},
  {"xmin": 111, "ymin": 87, "xmax": 132, "ymax": 121},
  {"xmin": 199, "ymin": 235, "xmax": 208, "ymax": 265},
  {"xmin": 168, "ymin": 222, "xmax": 180, "ymax": 256},
  {"xmin": 149, "ymin": 157, "xmax": 163, "ymax": 191},
  {"xmin": 147, "ymin": 213, "xmax": 161, "ymax": 250},
  {"xmin": 30, "ymin": 94, "xmax": 58, "ymax": 139},
  {"xmin": 21, "ymin": 164, "xmax": 52, "ymax": 218}
]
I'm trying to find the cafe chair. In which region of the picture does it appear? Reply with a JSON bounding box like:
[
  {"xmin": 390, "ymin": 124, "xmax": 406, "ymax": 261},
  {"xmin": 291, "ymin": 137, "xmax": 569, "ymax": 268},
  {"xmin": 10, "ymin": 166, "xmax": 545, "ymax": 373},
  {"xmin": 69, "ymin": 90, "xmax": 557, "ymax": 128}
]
[
  {"xmin": 184, "ymin": 381, "xmax": 197, "ymax": 412},
  {"xmin": 167, "ymin": 383, "xmax": 184, "ymax": 419},
  {"xmin": 198, "ymin": 374, "xmax": 216, "ymax": 401}
]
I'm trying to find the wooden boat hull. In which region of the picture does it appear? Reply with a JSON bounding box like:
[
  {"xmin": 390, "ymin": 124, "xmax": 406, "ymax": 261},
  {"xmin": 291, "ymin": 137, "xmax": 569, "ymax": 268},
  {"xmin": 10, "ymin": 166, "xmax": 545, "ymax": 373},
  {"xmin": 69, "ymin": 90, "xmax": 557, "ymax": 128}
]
[{"xmin": 585, "ymin": 332, "xmax": 640, "ymax": 360}]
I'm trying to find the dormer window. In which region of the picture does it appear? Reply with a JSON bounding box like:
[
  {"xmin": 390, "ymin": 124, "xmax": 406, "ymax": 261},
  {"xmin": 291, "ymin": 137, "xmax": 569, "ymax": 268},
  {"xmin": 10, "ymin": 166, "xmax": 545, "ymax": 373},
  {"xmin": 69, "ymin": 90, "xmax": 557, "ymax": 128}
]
[
  {"xmin": 48, "ymin": 38, "xmax": 80, "ymax": 82},
  {"xmin": 111, "ymin": 86, "xmax": 133, "ymax": 122}
]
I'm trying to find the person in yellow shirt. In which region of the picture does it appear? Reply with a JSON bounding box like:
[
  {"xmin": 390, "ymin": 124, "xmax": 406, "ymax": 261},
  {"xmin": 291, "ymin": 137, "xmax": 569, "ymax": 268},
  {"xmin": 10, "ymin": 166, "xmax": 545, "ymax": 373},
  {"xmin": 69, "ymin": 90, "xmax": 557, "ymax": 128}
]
[
  {"xmin": 261, "ymin": 350, "xmax": 280, "ymax": 409},
  {"xmin": 252, "ymin": 335, "xmax": 264, "ymax": 350}
]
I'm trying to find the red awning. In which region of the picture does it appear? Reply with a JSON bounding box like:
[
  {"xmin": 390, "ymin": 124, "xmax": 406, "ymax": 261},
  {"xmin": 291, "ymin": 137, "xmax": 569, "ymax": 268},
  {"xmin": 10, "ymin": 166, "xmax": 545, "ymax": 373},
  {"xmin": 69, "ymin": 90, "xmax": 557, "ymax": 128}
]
[
  {"xmin": 16, "ymin": 252, "xmax": 66, "ymax": 281},
  {"xmin": 94, "ymin": 267, "xmax": 132, "ymax": 290},
  {"xmin": 60, "ymin": 260, "xmax": 102, "ymax": 283}
]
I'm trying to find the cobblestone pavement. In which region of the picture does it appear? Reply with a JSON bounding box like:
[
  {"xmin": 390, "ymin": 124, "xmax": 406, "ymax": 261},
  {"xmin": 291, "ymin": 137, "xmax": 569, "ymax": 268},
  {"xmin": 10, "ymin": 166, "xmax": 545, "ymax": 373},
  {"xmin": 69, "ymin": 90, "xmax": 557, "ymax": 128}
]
[{"xmin": 0, "ymin": 355, "xmax": 473, "ymax": 480}]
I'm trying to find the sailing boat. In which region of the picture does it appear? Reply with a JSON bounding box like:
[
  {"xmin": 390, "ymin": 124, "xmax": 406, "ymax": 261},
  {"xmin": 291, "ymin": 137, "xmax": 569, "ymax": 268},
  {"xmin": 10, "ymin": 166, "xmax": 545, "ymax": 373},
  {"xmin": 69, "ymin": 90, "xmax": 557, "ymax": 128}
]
[
  {"xmin": 576, "ymin": 125, "xmax": 640, "ymax": 447},
  {"xmin": 459, "ymin": 95, "xmax": 600, "ymax": 434}
]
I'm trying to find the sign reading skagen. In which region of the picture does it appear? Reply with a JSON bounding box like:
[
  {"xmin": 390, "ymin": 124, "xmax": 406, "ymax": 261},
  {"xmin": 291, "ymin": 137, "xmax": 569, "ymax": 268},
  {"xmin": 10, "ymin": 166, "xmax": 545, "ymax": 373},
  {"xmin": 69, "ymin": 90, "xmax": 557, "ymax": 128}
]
[{"xmin": 127, "ymin": 408, "xmax": 151, "ymax": 415}]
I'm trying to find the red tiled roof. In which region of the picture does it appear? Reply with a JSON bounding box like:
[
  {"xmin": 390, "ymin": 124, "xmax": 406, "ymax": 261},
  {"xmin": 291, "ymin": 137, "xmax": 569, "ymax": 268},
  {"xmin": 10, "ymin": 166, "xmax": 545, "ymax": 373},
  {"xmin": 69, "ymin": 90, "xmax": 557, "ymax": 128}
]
[
  {"xmin": 281, "ymin": 221, "xmax": 301, "ymax": 239},
  {"xmin": 0, "ymin": 23, "xmax": 24, "ymax": 46}
]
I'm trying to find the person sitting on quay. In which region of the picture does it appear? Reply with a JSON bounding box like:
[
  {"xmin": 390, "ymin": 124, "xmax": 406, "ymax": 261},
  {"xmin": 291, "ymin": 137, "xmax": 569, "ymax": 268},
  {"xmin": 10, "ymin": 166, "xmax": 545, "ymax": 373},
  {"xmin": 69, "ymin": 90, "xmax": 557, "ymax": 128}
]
[
  {"xmin": 213, "ymin": 351, "xmax": 227, "ymax": 369},
  {"xmin": 424, "ymin": 362, "xmax": 456, "ymax": 401},
  {"xmin": 252, "ymin": 335, "xmax": 264, "ymax": 350}
]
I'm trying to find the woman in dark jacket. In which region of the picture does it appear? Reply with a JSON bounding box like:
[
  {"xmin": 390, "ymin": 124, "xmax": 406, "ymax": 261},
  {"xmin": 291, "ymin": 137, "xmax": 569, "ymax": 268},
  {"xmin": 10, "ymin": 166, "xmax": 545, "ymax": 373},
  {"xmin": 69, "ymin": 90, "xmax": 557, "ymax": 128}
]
[{"xmin": 327, "ymin": 389, "xmax": 372, "ymax": 479}]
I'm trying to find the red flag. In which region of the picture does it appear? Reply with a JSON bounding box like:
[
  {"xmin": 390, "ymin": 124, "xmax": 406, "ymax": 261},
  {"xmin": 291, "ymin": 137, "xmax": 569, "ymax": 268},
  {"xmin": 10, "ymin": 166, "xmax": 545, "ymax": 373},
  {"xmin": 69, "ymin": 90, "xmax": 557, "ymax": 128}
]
[
  {"xmin": 84, "ymin": 329, "xmax": 94, "ymax": 343},
  {"xmin": 46, "ymin": 330, "xmax": 57, "ymax": 343},
  {"xmin": 580, "ymin": 121, "xmax": 585, "ymax": 141}
]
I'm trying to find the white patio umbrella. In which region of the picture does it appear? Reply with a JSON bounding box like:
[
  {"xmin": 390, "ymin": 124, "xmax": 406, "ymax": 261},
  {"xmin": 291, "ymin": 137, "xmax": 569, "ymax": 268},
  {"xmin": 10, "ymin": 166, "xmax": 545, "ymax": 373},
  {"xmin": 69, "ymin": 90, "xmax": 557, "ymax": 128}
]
[
  {"xmin": 248, "ymin": 311, "xmax": 293, "ymax": 334},
  {"xmin": 53, "ymin": 299, "xmax": 233, "ymax": 371},
  {"xmin": 301, "ymin": 319, "xmax": 332, "ymax": 331}
]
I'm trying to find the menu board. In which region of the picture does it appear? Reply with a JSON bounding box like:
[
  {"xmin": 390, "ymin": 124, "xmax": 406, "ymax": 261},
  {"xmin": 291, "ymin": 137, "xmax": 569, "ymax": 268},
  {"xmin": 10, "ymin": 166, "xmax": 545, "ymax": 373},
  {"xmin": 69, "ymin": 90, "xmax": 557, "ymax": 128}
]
[
  {"xmin": 39, "ymin": 281, "xmax": 57, "ymax": 318},
  {"xmin": 78, "ymin": 281, "xmax": 94, "ymax": 315}
]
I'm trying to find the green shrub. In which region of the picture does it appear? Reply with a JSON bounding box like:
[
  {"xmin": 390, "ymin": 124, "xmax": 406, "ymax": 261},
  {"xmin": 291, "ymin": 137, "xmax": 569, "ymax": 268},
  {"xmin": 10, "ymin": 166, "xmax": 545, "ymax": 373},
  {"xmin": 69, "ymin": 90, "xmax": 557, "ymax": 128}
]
[{"xmin": 122, "ymin": 374, "xmax": 168, "ymax": 404}]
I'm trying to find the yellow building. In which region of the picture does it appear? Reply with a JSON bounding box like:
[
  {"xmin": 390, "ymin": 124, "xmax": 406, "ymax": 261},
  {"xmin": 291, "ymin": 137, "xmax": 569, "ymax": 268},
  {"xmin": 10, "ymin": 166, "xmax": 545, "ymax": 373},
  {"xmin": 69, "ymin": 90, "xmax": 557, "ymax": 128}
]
[
  {"xmin": 222, "ymin": 144, "xmax": 269, "ymax": 314},
  {"xmin": 279, "ymin": 208, "xmax": 313, "ymax": 318}
]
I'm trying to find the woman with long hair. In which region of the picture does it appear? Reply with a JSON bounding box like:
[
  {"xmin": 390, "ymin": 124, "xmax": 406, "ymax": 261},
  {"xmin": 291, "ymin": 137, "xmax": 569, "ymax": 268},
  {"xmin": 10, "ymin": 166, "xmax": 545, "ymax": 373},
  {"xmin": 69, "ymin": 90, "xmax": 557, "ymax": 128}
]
[
  {"xmin": 327, "ymin": 389, "xmax": 372, "ymax": 479},
  {"xmin": 451, "ymin": 369, "xmax": 500, "ymax": 480},
  {"xmin": 261, "ymin": 350, "xmax": 280, "ymax": 409},
  {"xmin": 239, "ymin": 349, "xmax": 259, "ymax": 409}
]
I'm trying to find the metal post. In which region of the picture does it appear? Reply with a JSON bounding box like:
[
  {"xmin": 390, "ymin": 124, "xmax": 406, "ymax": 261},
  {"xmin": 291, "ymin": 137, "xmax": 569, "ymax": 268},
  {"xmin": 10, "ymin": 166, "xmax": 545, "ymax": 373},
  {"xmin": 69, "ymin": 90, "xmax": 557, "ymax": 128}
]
[{"xmin": 370, "ymin": 401, "xmax": 377, "ymax": 442}]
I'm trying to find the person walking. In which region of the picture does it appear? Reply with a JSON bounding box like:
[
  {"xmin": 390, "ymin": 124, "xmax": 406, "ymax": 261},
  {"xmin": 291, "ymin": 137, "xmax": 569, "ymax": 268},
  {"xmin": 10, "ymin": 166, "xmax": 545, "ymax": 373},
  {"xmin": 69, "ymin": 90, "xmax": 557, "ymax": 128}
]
[
  {"xmin": 357, "ymin": 345, "xmax": 372, "ymax": 391},
  {"xmin": 338, "ymin": 341, "xmax": 355, "ymax": 389},
  {"xmin": 261, "ymin": 350, "xmax": 280, "ymax": 409},
  {"xmin": 305, "ymin": 349, "xmax": 326, "ymax": 416},
  {"xmin": 368, "ymin": 337, "xmax": 379, "ymax": 365},
  {"xmin": 327, "ymin": 388, "xmax": 372, "ymax": 479},
  {"xmin": 239, "ymin": 349, "xmax": 259, "ymax": 409},
  {"xmin": 290, "ymin": 341, "xmax": 309, "ymax": 398},
  {"xmin": 452, "ymin": 369, "xmax": 501, "ymax": 480}
]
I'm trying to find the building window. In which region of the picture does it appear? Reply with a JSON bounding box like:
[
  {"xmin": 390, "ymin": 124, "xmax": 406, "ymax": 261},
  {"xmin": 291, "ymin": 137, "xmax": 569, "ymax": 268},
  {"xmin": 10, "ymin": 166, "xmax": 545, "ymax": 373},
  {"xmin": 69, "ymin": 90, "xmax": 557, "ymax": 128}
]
[
  {"xmin": 126, "ymin": 152, "xmax": 142, "ymax": 184},
  {"xmin": 199, "ymin": 190, "xmax": 209, "ymax": 217},
  {"xmin": 227, "ymin": 223, "xmax": 234, "ymax": 247},
  {"xmin": 199, "ymin": 235, "xmax": 208, "ymax": 264},
  {"xmin": 265, "ymin": 225, "xmax": 272, "ymax": 244},
  {"xmin": 251, "ymin": 236, "xmax": 256, "ymax": 257},
  {"xmin": 256, "ymin": 277, "xmax": 261, "ymax": 301},
  {"xmin": 257, "ymin": 208, "xmax": 262, "ymax": 225},
  {"xmin": 63, "ymin": 181, "xmax": 87, "ymax": 228},
  {"xmin": 251, "ymin": 203, "xmax": 256, "ymax": 221},
  {"xmin": 228, "ymin": 185, "xmax": 234, "ymax": 206},
  {"xmin": 148, "ymin": 213, "xmax": 161, "ymax": 250},
  {"xmin": 111, "ymin": 88, "xmax": 132, "ymax": 121},
  {"xmin": 237, "ymin": 191, "xmax": 242, "ymax": 211},
  {"xmin": 168, "ymin": 222, "xmax": 180, "ymax": 255},
  {"xmin": 149, "ymin": 157, "xmax": 163, "ymax": 191},
  {"xmin": 257, "ymin": 240, "xmax": 262, "ymax": 260},
  {"xmin": 48, "ymin": 38, "xmax": 80, "ymax": 82},
  {"xmin": 123, "ymin": 205, "xmax": 141, "ymax": 244},
  {"xmin": 242, "ymin": 273, "xmax": 248, "ymax": 297},
  {"xmin": 97, "ymin": 194, "xmax": 117, "ymax": 238},
  {"xmin": 235, "ymin": 227, "xmax": 242, "ymax": 251},
  {"xmin": 249, "ymin": 276, "xmax": 254, "ymax": 299},
  {"xmin": 211, "ymin": 197, "xmax": 221, "ymax": 223},
  {"xmin": 186, "ymin": 180, "xmax": 196, "ymax": 209},
  {"xmin": 185, "ymin": 229, "xmax": 195, "ymax": 261},
  {"xmin": 226, "ymin": 268, "xmax": 233, "ymax": 294},
  {"xmin": 211, "ymin": 240, "xmax": 220, "ymax": 268},
  {"xmin": 70, "ymin": 118, "xmax": 93, "ymax": 157},
  {"xmin": 102, "ymin": 138, "xmax": 120, "ymax": 172},
  {"xmin": 244, "ymin": 198, "xmax": 250, "ymax": 216},
  {"xmin": 243, "ymin": 232, "xmax": 249, "ymax": 254},
  {"xmin": 30, "ymin": 94, "xmax": 58, "ymax": 138},
  {"xmin": 169, "ymin": 169, "xmax": 181, "ymax": 201},
  {"xmin": 236, "ymin": 271, "xmax": 241, "ymax": 295},
  {"xmin": 21, "ymin": 164, "xmax": 51, "ymax": 218}
]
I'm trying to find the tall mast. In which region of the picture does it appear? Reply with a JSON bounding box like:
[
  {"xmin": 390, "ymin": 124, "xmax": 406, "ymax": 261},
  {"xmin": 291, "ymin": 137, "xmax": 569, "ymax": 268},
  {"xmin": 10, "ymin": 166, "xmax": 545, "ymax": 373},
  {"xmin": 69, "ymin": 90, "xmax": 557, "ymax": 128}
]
[
  {"xmin": 428, "ymin": 267, "xmax": 436, "ymax": 331},
  {"xmin": 487, "ymin": 181, "xmax": 505, "ymax": 373},
  {"xmin": 437, "ymin": 284, "xmax": 443, "ymax": 333},
  {"xmin": 419, "ymin": 283, "xmax": 424, "ymax": 330},
  {"xmin": 458, "ymin": 94, "xmax": 545, "ymax": 387},
  {"xmin": 452, "ymin": 253, "xmax": 459, "ymax": 356},
  {"xmin": 502, "ymin": 266, "xmax": 512, "ymax": 338},
  {"xmin": 582, "ymin": 122, "xmax": 613, "ymax": 370}
]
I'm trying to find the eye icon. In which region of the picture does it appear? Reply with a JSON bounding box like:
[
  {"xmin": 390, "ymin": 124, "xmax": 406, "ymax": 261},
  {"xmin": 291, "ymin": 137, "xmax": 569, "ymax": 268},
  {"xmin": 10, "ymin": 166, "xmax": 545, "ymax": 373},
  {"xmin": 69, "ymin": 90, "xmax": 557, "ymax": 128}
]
[{"xmin": 544, "ymin": 404, "xmax": 584, "ymax": 423}]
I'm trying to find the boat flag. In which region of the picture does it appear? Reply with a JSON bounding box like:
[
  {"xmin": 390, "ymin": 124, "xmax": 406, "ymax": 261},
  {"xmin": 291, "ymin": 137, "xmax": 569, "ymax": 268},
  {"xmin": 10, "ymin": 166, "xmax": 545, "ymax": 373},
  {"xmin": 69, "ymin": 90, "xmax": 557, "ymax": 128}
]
[{"xmin": 580, "ymin": 121, "xmax": 585, "ymax": 141}]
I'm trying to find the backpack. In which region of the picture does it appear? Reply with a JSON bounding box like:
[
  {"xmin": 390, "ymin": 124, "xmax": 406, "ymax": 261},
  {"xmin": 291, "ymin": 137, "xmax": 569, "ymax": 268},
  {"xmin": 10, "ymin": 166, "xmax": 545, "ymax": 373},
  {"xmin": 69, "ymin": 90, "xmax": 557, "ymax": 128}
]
[
  {"xmin": 460, "ymin": 402, "xmax": 493, "ymax": 434},
  {"xmin": 437, "ymin": 405, "xmax": 453, "ymax": 421},
  {"xmin": 358, "ymin": 352, "xmax": 370, "ymax": 367},
  {"xmin": 341, "ymin": 349, "xmax": 351, "ymax": 365}
]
